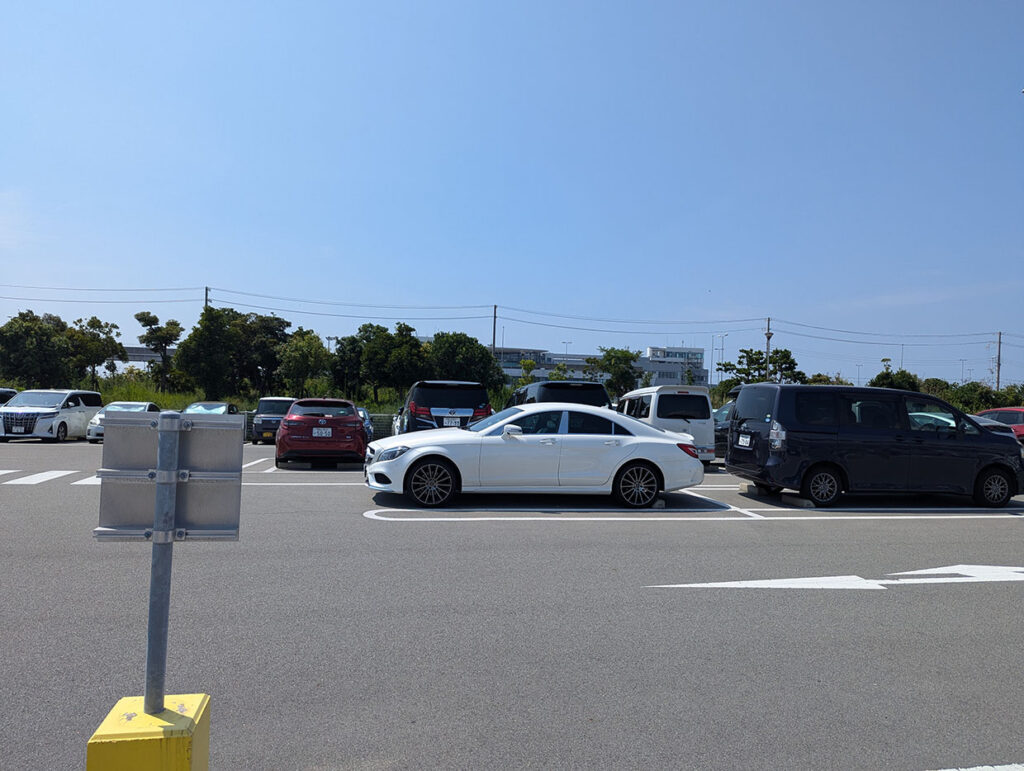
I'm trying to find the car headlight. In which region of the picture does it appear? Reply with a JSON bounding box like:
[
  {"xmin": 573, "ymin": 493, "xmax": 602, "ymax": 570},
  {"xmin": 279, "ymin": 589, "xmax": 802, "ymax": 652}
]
[
  {"xmin": 39, "ymin": 411, "xmax": 59, "ymax": 419},
  {"xmin": 376, "ymin": 446, "xmax": 410, "ymax": 463},
  {"xmin": 89, "ymin": 416, "xmax": 101, "ymax": 426}
]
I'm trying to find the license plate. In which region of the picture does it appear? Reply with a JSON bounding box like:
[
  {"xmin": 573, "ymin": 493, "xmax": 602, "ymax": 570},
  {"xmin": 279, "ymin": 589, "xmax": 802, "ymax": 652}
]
[
  {"xmin": 262, "ymin": 432, "xmax": 274, "ymax": 438},
  {"xmin": 12, "ymin": 426, "xmax": 24, "ymax": 433},
  {"xmin": 312, "ymin": 427, "xmax": 332, "ymax": 438},
  {"xmin": 737, "ymin": 434, "xmax": 751, "ymax": 447},
  {"xmin": 443, "ymin": 417, "xmax": 460, "ymax": 427}
]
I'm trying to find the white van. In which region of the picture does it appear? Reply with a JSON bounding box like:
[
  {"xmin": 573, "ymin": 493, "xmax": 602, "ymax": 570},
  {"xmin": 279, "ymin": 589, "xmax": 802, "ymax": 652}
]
[
  {"xmin": 616, "ymin": 385, "xmax": 715, "ymax": 464},
  {"xmin": 0, "ymin": 389, "xmax": 103, "ymax": 442}
]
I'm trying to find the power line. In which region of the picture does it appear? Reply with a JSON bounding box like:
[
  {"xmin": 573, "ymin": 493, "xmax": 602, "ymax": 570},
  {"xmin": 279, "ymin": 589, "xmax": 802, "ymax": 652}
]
[
  {"xmin": 499, "ymin": 313, "xmax": 762, "ymax": 336},
  {"xmin": 208, "ymin": 297, "xmax": 492, "ymax": 322},
  {"xmin": 0, "ymin": 294, "xmax": 199, "ymax": 305},
  {"xmin": 0, "ymin": 283, "xmax": 202, "ymax": 292},
  {"xmin": 210, "ymin": 287, "xmax": 491, "ymax": 311},
  {"xmin": 774, "ymin": 317, "xmax": 995, "ymax": 339},
  {"xmin": 503, "ymin": 305, "xmax": 764, "ymax": 326}
]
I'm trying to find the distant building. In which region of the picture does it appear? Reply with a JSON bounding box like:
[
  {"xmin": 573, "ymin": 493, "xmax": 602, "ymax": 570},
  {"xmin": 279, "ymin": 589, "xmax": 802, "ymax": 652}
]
[{"xmin": 495, "ymin": 345, "xmax": 707, "ymax": 387}]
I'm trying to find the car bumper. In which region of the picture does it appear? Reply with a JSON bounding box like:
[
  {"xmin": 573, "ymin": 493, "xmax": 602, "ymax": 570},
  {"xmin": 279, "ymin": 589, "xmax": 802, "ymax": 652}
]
[
  {"xmin": 276, "ymin": 435, "xmax": 366, "ymax": 463},
  {"xmin": 364, "ymin": 458, "xmax": 404, "ymax": 493},
  {"xmin": 87, "ymin": 425, "xmax": 104, "ymax": 441}
]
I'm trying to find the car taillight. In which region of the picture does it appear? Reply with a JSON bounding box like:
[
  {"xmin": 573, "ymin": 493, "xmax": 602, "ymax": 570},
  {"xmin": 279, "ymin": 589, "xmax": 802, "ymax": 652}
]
[
  {"xmin": 769, "ymin": 420, "xmax": 786, "ymax": 450},
  {"xmin": 677, "ymin": 443, "xmax": 699, "ymax": 459},
  {"xmin": 409, "ymin": 401, "xmax": 431, "ymax": 417},
  {"xmin": 284, "ymin": 419, "xmax": 303, "ymax": 427},
  {"xmin": 472, "ymin": 405, "xmax": 491, "ymax": 420}
]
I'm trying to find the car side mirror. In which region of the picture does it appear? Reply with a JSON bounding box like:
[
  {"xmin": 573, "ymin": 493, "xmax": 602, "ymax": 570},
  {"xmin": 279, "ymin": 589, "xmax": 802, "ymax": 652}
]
[{"xmin": 502, "ymin": 424, "xmax": 523, "ymax": 439}]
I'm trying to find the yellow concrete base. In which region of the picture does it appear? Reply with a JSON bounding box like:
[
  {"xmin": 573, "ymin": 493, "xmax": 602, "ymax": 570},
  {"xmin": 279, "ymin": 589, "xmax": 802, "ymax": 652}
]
[{"xmin": 87, "ymin": 693, "xmax": 210, "ymax": 771}]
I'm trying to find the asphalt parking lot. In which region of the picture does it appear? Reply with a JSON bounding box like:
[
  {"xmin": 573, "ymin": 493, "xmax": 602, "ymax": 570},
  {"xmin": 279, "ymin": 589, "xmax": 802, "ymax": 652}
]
[{"xmin": 3, "ymin": 439, "xmax": 1024, "ymax": 770}]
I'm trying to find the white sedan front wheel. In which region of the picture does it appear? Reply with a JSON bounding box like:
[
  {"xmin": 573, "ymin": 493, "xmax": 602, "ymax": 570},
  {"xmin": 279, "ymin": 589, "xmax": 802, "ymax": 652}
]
[{"xmin": 405, "ymin": 458, "xmax": 457, "ymax": 508}]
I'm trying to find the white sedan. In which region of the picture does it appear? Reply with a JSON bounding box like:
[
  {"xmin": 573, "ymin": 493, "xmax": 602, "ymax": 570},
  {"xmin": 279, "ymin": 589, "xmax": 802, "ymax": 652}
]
[{"xmin": 364, "ymin": 402, "xmax": 704, "ymax": 508}]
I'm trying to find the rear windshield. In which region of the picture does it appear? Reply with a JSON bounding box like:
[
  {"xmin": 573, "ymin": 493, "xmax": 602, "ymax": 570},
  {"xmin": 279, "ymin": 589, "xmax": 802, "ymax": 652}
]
[
  {"xmin": 656, "ymin": 394, "xmax": 710, "ymax": 420},
  {"xmin": 291, "ymin": 402, "xmax": 355, "ymax": 417},
  {"xmin": 733, "ymin": 385, "xmax": 776, "ymax": 424},
  {"xmin": 410, "ymin": 384, "xmax": 488, "ymax": 409},
  {"xmin": 538, "ymin": 382, "xmax": 610, "ymax": 407},
  {"xmin": 257, "ymin": 399, "xmax": 294, "ymax": 415}
]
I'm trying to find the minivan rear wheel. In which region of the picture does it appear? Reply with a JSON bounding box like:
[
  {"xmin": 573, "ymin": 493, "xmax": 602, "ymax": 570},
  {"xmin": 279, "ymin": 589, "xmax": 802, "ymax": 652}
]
[
  {"xmin": 801, "ymin": 465, "xmax": 842, "ymax": 507},
  {"xmin": 973, "ymin": 467, "xmax": 1013, "ymax": 508}
]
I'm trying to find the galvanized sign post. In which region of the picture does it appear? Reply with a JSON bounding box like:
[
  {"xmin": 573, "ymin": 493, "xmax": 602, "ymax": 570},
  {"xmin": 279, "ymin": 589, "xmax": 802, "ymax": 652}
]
[{"xmin": 94, "ymin": 410, "xmax": 243, "ymax": 715}]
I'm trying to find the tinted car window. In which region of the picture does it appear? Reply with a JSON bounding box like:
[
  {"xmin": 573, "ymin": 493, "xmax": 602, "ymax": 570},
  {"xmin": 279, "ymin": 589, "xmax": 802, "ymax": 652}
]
[
  {"xmin": 793, "ymin": 392, "xmax": 838, "ymax": 427},
  {"xmin": 733, "ymin": 386, "xmax": 775, "ymax": 424},
  {"xmin": 257, "ymin": 399, "xmax": 294, "ymax": 415},
  {"xmin": 411, "ymin": 383, "xmax": 488, "ymax": 409},
  {"xmin": 81, "ymin": 392, "xmax": 103, "ymax": 407},
  {"xmin": 656, "ymin": 394, "xmax": 710, "ymax": 420},
  {"xmin": 567, "ymin": 412, "xmax": 614, "ymax": 434},
  {"xmin": 841, "ymin": 396, "xmax": 902, "ymax": 430},
  {"xmin": 291, "ymin": 402, "xmax": 355, "ymax": 417},
  {"xmin": 537, "ymin": 382, "xmax": 610, "ymax": 407},
  {"xmin": 510, "ymin": 411, "xmax": 563, "ymax": 434}
]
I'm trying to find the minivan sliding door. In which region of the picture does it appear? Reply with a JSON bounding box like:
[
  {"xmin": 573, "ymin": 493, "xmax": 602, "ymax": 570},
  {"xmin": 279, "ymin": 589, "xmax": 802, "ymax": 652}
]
[{"xmin": 837, "ymin": 394, "xmax": 911, "ymax": 491}]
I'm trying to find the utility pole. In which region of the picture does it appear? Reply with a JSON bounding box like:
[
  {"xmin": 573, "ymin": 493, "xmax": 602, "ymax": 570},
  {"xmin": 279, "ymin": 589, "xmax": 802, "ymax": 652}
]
[
  {"xmin": 204, "ymin": 287, "xmax": 209, "ymax": 308},
  {"xmin": 764, "ymin": 317, "xmax": 773, "ymax": 381},
  {"xmin": 491, "ymin": 305, "xmax": 497, "ymax": 357},
  {"xmin": 996, "ymin": 331, "xmax": 1002, "ymax": 390}
]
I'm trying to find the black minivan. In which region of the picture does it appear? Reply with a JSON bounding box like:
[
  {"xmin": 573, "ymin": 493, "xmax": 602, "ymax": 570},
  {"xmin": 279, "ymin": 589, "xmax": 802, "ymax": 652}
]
[
  {"xmin": 505, "ymin": 380, "xmax": 612, "ymax": 409},
  {"xmin": 725, "ymin": 384, "xmax": 1024, "ymax": 507}
]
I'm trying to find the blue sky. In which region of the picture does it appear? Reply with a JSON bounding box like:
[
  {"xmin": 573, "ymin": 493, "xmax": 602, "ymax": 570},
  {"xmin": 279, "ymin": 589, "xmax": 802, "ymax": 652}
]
[{"xmin": 2, "ymin": 1, "xmax": 1022, "ymax": 386}]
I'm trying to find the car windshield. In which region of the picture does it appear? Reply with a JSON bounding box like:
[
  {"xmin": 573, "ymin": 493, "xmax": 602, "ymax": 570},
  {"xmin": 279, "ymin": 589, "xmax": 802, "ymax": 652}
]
[
  {"xmin": 184, "ymin": 403, "xmax": 226, "ymax": 414},
  {"xmin": 468, "ymin": 406, "xmax": 522, "ymax": 432},
  {"xmin": 257, "ymin": 399, "xmax": 293, "ymax": 415},
  {"xmin": 291, "ymin": 402, "xmax": 354, "ymax": 417},
  {"xmin": 6, "ymin": 391, "xmax": 63, "ymax": 408},
  {"xmin": 106, "ymin": 403, "xmax": 151, "ymax": 412}
]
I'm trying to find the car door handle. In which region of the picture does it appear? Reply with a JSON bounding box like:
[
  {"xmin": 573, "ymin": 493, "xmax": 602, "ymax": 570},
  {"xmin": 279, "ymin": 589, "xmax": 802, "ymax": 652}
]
[
  {"xmin": 604, "ymin": 440, "xmax": 620, "ymax": 446},
  {"xmin": 539, "ymin": 438, "xmax": 557, "ymax": 445}
]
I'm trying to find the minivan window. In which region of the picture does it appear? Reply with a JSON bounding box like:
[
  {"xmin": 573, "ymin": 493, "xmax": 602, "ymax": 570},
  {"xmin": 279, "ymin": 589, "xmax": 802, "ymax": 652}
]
[
  {"xmin": 733, "ymin": 386, "xmax": 774, "ymax": 424},
  {"xmin": 656, "ymin": 394, "xmax": 710, "ymax": 420},
  {"xmin": 841, "ymin": 396, "xmax": 901, "ymax": 431},
  {"xmin": 793, "ymin": 392, "xmax": 839, "ymax": 427}
]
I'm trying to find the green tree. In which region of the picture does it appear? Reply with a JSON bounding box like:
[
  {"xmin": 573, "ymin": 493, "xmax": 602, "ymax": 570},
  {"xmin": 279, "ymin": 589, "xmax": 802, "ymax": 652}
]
[
  {"xmin": 868, "ymin": 368, "xmax": 920, "ymax": 391},
  {"xmin": 358, "ymin": 324, "xmax": 393, "ymax": 402},
  {"xmin": 717, "ymin": 348, "xmax": 766, "ymax": 383},
  {"xmin": 946, "ymin": 381, "xmax": 998, "ymax": 413},
  {"xmin": 516, "ymin": 359, "xmax": 537, "ymax": 388},
  {"xmin": 135, "ymin": 312, "xmax": 184, "ymax": 392},
  {"xmin": 584, "ymin": 347, "xmax": 641, "ymax": 398},
  {"xmin": 547, "ymin": 362, "xmax": 569, "ymax": 381},
  {"xmin": 387, "ymin": 322, "xmax": 430, "ymax": 393},
  {"xmin": 0, "ymin": 311, "xmax": 73, "ymax": 387},
  {"xmin": 235, "ymin": 313, "xmax": 291, "ymax": 395},
  {"xmin": 174, "ymin": 306, "xmax": 242, "ymax": 400},
  {"xmin": 276, "ymin": 328, "xmax": 331, "ymax": 397},
  {"xmin": 67, "ymin": 316, "xmax": 127, "ymax": 390},
  {"xmin": 331, "ymin": 334, "xmax": 364, "ymax": 398},
  {"xmin": 806, "ymin": 372, "xmax": 852, "ymax": 385},
  {"xmin": 427, "ymin": 331, "xmax": 504, "ymax": 390},
  {"xmin": 920, "ymin": 378, "xmax": 952, "ymax": 399},
  {"xmin": 767, "ymin": 349, "xmax": 807, "ymax": 383}
]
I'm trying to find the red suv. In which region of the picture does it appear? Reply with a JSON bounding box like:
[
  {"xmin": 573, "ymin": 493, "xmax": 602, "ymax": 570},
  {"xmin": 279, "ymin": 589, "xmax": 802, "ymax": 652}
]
[
  {"xmin": 275, "ymin": 398, "xmax": 367, "ymax": 468},
  {"xmin": 976, "ymin": 407, "xmax": 1024, "ymax": 443}
]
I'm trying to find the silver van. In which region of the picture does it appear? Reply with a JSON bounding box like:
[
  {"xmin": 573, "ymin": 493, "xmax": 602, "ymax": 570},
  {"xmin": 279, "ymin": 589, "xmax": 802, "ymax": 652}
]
[{"xmin": 616, "ymin": 385, "xmax": 715, "ymax": 464}]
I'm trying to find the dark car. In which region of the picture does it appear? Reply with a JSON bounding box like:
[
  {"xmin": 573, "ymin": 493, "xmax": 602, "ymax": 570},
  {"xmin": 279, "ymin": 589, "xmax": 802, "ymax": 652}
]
[
  {"xmin": 505, "ymin": 380, "xmax": 611, "ymax": 409},
  {"xmin": 0, "ymin": 388, "xmax": 17, "ymax": 405},
  {"xmin": 251, "ymin": 396, "xmax": 295, "ymax": 444},
  {"xmin": 725, "ymin": 384, "xmax": 1024, "ymax": 507},
  {"xmin": 275, "ymin": 398, "xmax": 367, "ymax": 467},
  {"xmin": 713, "ymin": 400, "xmax": 735, "ymax": 458},
  {"xmin": 393, "ymin": 381, "xmax": 492, "ymax": 435}
]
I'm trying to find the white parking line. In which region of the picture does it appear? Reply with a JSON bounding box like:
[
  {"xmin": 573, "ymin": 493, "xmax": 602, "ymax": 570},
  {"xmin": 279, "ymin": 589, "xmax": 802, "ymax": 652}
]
[
  {"xmin": 364, "ymin": 508, "xmax": 1024, "ymax": 523},
  {"xmin": 0, "ymin": 470, "xmax": 20, "ymax": 478},
  {"xmin": 4, "ymin": 470, "xmax": 78, "ymax": 485},
  {"xmin": 72, "ymin": 475, "xmax": 101, "ymax": 485},
  {"xmin": 242, "ymin": 458, "xmax": 269, "ymax": 469}
]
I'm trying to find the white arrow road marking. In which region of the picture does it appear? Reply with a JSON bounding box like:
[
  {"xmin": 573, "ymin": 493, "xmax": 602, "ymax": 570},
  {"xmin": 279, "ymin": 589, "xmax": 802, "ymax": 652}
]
[
  {"xmin": 648, "ymin": 565, "xmax": 1024, "ymax": 590},
  {"xmin": 0, "ymin": 470, "xmax": 20, "ymax": 478},
  {"xmin": 3, "ymin": 470, "xmax": 77, "ymax": 485}
]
